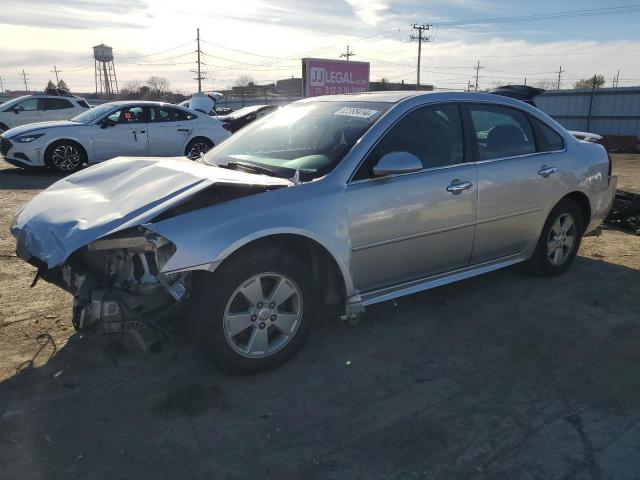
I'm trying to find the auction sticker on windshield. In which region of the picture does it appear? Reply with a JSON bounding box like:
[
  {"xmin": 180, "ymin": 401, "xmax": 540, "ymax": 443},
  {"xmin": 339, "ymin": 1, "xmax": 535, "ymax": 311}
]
[{"xmin": 333, "ymin": 107, "xmax": 378, "ymax": 118}]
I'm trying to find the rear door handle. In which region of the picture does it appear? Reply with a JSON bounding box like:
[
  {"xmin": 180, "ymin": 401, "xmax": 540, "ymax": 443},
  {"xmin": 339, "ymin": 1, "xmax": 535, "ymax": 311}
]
[
  {"xmin": 177, "ymin": 128, "xmax": 190, "ymax": 132},
  {"xmin": 538, "ymin": 166, "xmax": 558, "ymax": 178},
  {"xmin": 446, "ymin": 180, "xmax": 473, "ymax": 194}
]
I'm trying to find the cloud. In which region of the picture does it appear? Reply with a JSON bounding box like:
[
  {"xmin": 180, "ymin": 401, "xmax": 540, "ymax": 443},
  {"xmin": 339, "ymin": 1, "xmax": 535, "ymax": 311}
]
[
  {"xmin": 0, "ymin": 0, "xmax": 149, "ymax": 29},
  {"xmin": 344, "ymin": 0, "xmax": 389, "ymax": 25}
]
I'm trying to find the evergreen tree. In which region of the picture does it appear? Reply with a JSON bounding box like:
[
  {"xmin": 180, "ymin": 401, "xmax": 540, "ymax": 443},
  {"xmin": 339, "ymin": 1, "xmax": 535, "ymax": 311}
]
[{"xmin": 57, "ymin": 79, "xmax": 69, "ymax": 92}]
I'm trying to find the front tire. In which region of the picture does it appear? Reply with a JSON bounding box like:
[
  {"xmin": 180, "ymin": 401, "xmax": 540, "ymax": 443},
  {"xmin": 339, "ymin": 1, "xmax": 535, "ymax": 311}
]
[
  {"xmin": 44, "ymin": 140, "xmax": 85, "ymax": 173},
  {"xmin": 189, "ymin": 247, "xmax": 316, "ymax": 373},
  {"xmin": 185, "ymin": 137, "xmax": 214, "ymax": 160},
  {"xmin": 527, "ymin": 199, "xmax": 584, "ymax": 276}
]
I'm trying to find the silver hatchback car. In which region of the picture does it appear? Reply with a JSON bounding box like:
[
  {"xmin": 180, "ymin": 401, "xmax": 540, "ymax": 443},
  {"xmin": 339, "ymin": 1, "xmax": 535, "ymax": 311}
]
[{"xmin": 11, "ymin": 91, "xmax": 616, "ymax": 373}]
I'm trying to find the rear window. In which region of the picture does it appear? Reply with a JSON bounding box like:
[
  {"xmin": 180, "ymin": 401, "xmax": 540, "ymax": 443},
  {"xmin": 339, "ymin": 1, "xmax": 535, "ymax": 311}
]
[
  {"xmin": 76, "ymin": 99, "xmax": 90, "ymax": 108},
  {"xmin": 44, "ymin": 98, "xmax": 73, "ymax": 110},
  {"xmin": 530, "ymin": 116, "xmax": 565, "ymax": 152}
]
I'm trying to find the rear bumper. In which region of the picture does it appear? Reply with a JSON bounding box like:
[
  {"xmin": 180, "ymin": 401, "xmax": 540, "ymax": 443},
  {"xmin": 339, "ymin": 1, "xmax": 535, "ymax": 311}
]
[{"xmin": 586, "ymin": 175, "xmax": 617, "ymax": 233}]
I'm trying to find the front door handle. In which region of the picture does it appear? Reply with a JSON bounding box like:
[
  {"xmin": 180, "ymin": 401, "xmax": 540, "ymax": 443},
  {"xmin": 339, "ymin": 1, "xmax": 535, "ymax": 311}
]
[
  {"xmin": 177, "ymin": 128, "xmax": 190, "ymax": 132},
  {"xmin": 538, "ymin": 166, "xmax": 558, "ymax": 178},
  {"xmin": 446, "ymin": 180, "xmax": 473, "ymax": 195}
]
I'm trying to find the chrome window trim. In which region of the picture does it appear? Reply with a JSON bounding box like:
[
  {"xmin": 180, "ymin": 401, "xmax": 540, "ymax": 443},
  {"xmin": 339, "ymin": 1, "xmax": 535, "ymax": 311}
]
[{"xmin": 346, "ymin": 98, "xmax": 568, "ymax": 186}]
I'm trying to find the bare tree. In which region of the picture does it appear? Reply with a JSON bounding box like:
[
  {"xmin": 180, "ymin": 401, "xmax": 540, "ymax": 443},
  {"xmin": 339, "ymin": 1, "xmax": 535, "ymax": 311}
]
[
  {"xmin": 574, "ymin": 75, "xmax": 605, "ymax": 89},
  {"xmin": 532, "ymin": 79, "xmax": 557, "ymax": 90},
  {"xmin": 234, "ymin": 75, "xmax": 255, "ymax": 105},
  {"xmin": 146, "ymin": 76, "xmax": 171, "ymax": 100},
  {"xmin": 120, "ymin": 80, "xmax": 143, "ymax": 99}
]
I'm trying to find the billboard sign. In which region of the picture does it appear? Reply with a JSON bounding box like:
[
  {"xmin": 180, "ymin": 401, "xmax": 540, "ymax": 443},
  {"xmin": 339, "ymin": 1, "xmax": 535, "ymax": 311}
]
[{"xmin": 302, "ymin": 58, "xmax": 370, "ymax": 97}]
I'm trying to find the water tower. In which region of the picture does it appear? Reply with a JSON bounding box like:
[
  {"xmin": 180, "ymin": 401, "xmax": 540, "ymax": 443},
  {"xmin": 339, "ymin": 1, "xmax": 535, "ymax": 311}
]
[{"xmin": 93, "ymin": 44, "xmax": 119, "ymax": 99}]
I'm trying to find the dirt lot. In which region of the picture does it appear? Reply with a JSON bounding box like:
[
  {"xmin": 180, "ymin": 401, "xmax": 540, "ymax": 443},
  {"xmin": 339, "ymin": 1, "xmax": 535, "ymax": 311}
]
[{"xmin": 1, "ymin": 156, "xmax": 639, "ymax": 479}]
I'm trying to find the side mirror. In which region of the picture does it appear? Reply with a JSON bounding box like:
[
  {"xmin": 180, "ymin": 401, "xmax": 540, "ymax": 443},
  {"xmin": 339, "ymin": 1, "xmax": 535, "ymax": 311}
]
[
  {"xmin": 13, "ymin": 106, "xmax": 21, "ymax": 114},
  {"xmin": 101, "ymin": 118, "xmax": 116, "ymax": 129},
  {"xmin": 372, "ymin": 151, "xmax": 423, "ymax": 177}
]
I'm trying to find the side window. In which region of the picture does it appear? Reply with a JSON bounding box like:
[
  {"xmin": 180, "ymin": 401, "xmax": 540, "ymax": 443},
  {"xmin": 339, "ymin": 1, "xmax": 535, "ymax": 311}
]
[
  {"xmin": 107, "ymin": 106, "xmax": 145, "ymax": 124},
  {"xmin": 76, "ymin": 99, "xmax": 91, "ymax": 109},
  {"xmin": 14, "ymin": 98, "xmax": 39, "ymax": 111},
  {"xmin": 354, "ymin": 104, "xmax": 464, "ymax": 180},
  {"xmin": 150, "ymin": 106, "xmax": 194, "ymax": 122},
  {"xmin": 529, "ymin": 115, "xmax": 564, "ymax": 152},
  {"xmin": 468, "ymin": 105, "xmax": 535, "ymax": 160},
  {"xmin": 44, "ymin": 98, "xmax": 73, "ymax": 110}
]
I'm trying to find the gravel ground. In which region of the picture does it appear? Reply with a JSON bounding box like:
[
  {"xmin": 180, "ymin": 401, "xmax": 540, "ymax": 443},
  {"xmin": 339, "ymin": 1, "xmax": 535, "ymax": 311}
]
[{"xmin": 0, "ymin": 155, "xmax": 639, "ymax": 480}]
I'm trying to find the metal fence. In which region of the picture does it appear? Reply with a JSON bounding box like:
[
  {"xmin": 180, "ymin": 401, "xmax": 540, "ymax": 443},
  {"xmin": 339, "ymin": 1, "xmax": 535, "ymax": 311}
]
[{"xmin": 535, "ymin": 86, "xmax": 640, "ymax": 137}]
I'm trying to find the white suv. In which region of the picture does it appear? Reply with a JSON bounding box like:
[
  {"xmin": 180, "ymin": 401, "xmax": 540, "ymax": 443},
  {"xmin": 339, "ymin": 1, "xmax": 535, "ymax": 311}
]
[{"xmin": 0, "ymin": 94, "xmax": 90, "ymax": 132}]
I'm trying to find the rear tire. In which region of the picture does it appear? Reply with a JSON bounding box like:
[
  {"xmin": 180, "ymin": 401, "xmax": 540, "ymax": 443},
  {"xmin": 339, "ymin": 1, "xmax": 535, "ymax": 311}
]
[
  {"xmin": 185, "ymin": 137, "xmax": 214, "ymax": 160},
  {"xmin": 44, "ymin": 140, "xmax": 85, "ymax": 173},
  {"xmin": 526, "ymin": 199, "xmax": 584, "ymax": 276},
  {"xmin": 189, "ymin": 247, "xmax": 316, "ymax": 374}
]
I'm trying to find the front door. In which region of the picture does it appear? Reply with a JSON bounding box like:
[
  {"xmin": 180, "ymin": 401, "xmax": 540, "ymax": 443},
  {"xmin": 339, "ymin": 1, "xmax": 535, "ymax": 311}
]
[
  {"xmin": 464, "ymin": 103, "xmax": 568, "ymax": 264},
  {"xmin": 91, "ymin": 105, "xmax": 149, "ymax": 162},
  {"xmin": 147, "ymin": 105, "xmax": 195, "ymax": 157},
  {"xmin": 347, "ymin": 103, "xmax": 478, "ymax": 292}
]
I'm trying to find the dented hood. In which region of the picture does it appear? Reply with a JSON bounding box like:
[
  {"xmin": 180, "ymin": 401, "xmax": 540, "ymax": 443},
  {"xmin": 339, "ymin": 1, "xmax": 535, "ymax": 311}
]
[{"xmin": 11, "ymin": 156, "xmax": 291, "ymax": 268}]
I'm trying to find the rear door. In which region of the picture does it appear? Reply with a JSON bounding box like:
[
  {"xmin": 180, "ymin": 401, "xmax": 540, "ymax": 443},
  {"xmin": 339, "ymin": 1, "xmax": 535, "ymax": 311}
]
[
  {"xmin": 347, "ymin": 103, "xmax": 478, "ymax": 292},
  {"xmin": 465, "ymin": 103, "xmax": 567, "ymax": 264},
  {"xmin": 147, "ymin": 106, "xmax": 196, "ymax": 156},
  {"xmin": 43, "ymin": 97, "xmax": 77, "ymax": 120},
  {"xmin": 91, "ymin": 105, "xmax": 149, "ymax": 162}
]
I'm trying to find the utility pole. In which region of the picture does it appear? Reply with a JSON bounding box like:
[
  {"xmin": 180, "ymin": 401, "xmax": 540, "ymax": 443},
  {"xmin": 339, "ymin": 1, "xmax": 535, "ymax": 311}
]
[
  {"xmin": 555, "ymin": 65, "xmax": 564, "ymax": 90},
  {"xmin": 194, "ymin": 27, "xmax": 204, "ymax": 93},
  {"xmin": 524, "ymin": 77, "xmax": 527, "ymax": 86},
  {"xmin": 50, "ymin": 65, "xmax": 62, "ymax": 83},
  {"xmin": 340, "ymin": 45, "xmax": 355, "ymax": 61},
  {"xmin": 467, "ymin": 80, "xmax": 472, "ymax": 92},
  {"xmin": 473, "ymin": 61, "xmax": 483, "ymax": 92},
  {"xmin": 410, "ymin": 24, "xmax": 432, "ymax": 88},
  {"xmin": 20, "ymin": 69, "xmax": 29, "ymax": 91},
  {"xmin": 613, "ymin": 69, "xmax": 620, "ymax": 88},
  {"xmin": 0, "ymin": 75, "xmax": 4, "ymax": 93}
]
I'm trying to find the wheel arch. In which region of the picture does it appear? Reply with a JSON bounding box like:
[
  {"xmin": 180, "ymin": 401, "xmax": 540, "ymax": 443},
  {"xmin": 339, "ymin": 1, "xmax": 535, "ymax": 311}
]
[
  {"xmin": 561, "ymin": 191, "xmax": 591, "ymax": 232},
  {"xmin": 214, "ymin": 233, "xmax": 350, "ymax": 309},
  {"xmin": 44, "ymin": 138, "xmax": 89, "ymax": 165}
]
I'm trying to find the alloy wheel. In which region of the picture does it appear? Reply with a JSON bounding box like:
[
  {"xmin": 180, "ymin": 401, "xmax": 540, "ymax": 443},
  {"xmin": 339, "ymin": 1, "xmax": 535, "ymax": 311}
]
[
  {"xmin": 52, "ymin": 144, "xmax": 81, "ymax": 171},
  {"xmin": 223, "ymin": 272, "xmax": 303, "ymax": 358},
  {"xmin": 187, "ymin": 141, "xmax": 211, "ymax": 160},
  {"xmin": 547, "ymin": 212, "xmax": 576, "ymax": 266}
]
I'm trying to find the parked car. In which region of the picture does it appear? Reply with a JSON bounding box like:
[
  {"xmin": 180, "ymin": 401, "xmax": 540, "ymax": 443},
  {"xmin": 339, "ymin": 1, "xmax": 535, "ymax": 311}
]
[
  {"xmin": 1, "ymin": 101, "xmax": 231, "ymax": 172},
  {"xmin": 0, "ymin": 93, "xmax": 90, "ymax": 133},
  {"xmin": 489, "ymin": 85, "xmax": 605, "ymax": 144},
  {"xmin": 218, "ymin": 105, "xmax": 279, "ymax": 133},
  {"xmin": 11, "ymin": 91, "xmax": 616, "ymax": 373}
]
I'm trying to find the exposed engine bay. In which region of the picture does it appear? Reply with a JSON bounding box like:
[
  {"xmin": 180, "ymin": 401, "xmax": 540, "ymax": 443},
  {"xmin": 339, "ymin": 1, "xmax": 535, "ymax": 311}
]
[{"xmin": 31, "ymin": 227, "xmax": 189, "ymax": 352}]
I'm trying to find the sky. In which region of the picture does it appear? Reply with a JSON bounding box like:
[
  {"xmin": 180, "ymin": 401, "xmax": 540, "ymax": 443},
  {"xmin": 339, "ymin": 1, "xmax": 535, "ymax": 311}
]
[{"xmin": 1, "ymin": 0, "xmax": 640, "ymax": 94}]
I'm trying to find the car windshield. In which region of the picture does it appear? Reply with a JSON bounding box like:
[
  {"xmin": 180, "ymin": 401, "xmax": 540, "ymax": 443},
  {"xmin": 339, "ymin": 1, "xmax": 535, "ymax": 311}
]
[
  {"xmin": 70, "ymin": 103, "xmax": 113, "ymax": 123},
  {"xmin": 203, "ymin": 101, "xmax": 390, "ymax": 179}
]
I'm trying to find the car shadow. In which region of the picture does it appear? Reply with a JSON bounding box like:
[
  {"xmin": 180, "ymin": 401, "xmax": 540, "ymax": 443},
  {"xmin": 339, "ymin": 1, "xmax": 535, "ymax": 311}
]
[
  {"xmin": 0, "ymin": 164, "xmax": 69, "ymax": 190},
  {"xmin": 0, "ymin": 256, "xmax": 639, "ymax": 479}
]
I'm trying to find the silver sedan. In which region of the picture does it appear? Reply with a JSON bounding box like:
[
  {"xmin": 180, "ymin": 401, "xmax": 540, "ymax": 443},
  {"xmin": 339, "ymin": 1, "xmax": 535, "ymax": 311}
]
[{"xmin": 11, "ymin": 91, "xmax": 617, "ymax": 373}]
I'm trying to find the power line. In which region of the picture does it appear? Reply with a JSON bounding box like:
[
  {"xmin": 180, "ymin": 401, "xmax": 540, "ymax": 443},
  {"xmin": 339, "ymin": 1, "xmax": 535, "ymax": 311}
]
[
  {"xmin": 410, "ymin": 24, "xmax": 432, "ymax": 87},
  {"xmin": 436, "ymin": 5, "xmax": 640, "ymax": 28}
]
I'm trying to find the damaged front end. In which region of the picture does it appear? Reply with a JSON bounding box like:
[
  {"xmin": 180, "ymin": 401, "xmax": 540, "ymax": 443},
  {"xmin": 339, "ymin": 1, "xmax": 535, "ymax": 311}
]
[{"xmin": 31, "ymin": 227, "xmax": 188, "ymax": 352}]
